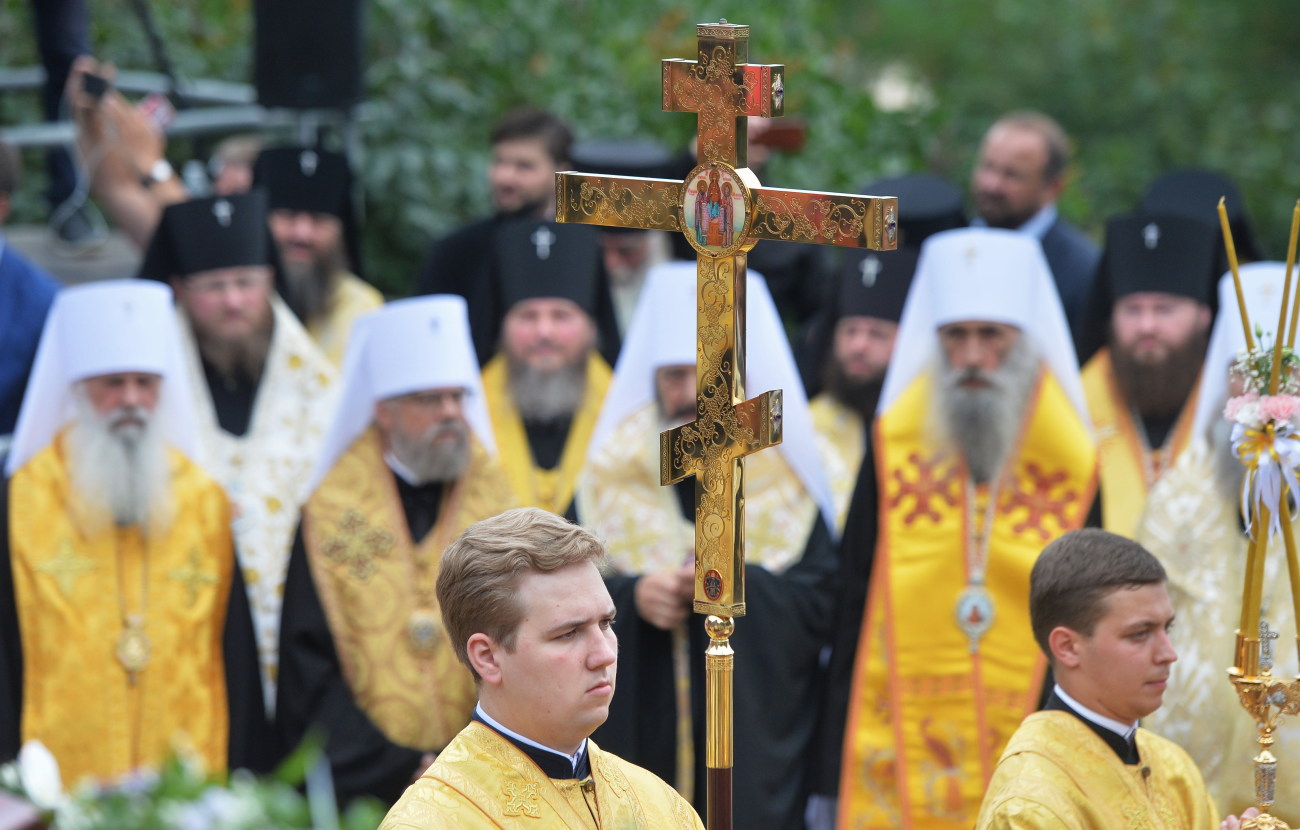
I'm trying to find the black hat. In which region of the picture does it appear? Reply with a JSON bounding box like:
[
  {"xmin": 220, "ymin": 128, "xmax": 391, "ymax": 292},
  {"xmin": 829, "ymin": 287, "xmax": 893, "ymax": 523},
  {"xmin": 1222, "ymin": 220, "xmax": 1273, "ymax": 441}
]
[
  {"xmin": 1100, "ymin": 213, "xmax": 1221, "ymax": 304},
  {"xmin": 836, "ymin": 247, "xmax": 920, "ymax": 323},
  {"xmin": 1140, "ymin": 168, "xmax": 1263, "ymax": 262},
  {"xmin": 861, "ymin": 173, "xmax": 966, "ymax": 249},
  {"xmin": 138, "ymin": 192, "xmax": 273, "ymax": 280},
  {"xmin": 495, "ymin": 219, "xmax": 602, "ymax": 316},
  {"xmin": 253, "ymin": 145, "xmax": 364, "ymax": 277}
]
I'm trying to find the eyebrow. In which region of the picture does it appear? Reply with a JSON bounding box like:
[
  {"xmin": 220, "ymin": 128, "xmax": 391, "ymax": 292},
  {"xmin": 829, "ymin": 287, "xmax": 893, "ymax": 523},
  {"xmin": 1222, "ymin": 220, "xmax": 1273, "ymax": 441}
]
[{"xmin": 544, "ymin": 607, "xmax": 617, "ymax": 638}]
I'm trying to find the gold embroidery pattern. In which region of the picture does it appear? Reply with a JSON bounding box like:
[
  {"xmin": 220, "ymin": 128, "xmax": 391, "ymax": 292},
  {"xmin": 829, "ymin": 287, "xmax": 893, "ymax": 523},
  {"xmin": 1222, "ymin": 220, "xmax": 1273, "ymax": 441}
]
[
  {"xmin": 323, "ymin": 509, "xmax": 395, "ymax": 581},
  {"xmin": 502, "ymin": 781, "xmax": 541, "ymax": 818},
  {"xmin": 36, "ymin": 540, "xmax": 97, "ymax": 598},
  {"xmin": 169, "ymin": 548, "xmax": 218, "ymax": 606}
]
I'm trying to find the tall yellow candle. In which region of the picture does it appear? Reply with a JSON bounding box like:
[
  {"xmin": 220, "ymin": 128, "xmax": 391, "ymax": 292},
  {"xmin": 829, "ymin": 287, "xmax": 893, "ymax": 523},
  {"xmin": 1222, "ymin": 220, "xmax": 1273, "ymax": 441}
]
[
  {"xmin": 1220, "ymin": 197, "xmax": 1255, "ymax": 352},
  {"xmin": 1285, "ymin": 201, "xmax": 1300, "ymax": 349}
]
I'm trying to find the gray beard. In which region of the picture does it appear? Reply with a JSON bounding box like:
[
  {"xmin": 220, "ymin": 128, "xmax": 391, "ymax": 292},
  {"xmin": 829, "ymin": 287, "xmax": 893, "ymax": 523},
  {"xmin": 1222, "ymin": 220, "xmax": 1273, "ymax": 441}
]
[
  {"xmin": 507, "ymin": 357, "xmax": 589, "ymax": 423},
  {"xmin": 390, "ymin": 419, "xmax": 471, "ymax": 484},
  {"xmin": 935, "ymin": 336, "xmax": 1041, "ymax": 484},
  {"xmin": 281, "ymin": 248, "xmax": 344, "ymax": 324},
  {"xmin": 65, "ymin": 392, "xmax": 173, "ymax": 535}
]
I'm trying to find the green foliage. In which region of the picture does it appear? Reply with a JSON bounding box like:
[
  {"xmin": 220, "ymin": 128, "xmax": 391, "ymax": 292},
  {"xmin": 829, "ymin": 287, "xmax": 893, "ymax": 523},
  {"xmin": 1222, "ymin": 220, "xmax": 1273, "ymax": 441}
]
[{"xmin": 4, "ymin": 0, "xmax": 1300, "ymax": 296}]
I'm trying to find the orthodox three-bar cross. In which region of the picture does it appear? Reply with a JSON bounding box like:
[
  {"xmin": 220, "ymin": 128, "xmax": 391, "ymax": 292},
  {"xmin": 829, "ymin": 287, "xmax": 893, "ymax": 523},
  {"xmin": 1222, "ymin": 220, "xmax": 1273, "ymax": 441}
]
[{"xmin": 555, "ymin": 20, "xmax": 897, "ymax": 830}]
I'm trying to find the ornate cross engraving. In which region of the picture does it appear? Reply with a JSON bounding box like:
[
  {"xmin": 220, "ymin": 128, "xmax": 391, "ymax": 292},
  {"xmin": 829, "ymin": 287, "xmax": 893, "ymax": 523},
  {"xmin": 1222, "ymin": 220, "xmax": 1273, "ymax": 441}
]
[
  {"xmin": 555, "ymin": 21, "xmax": 898, "ymax": 617},
  {"xmin": 323, "ymin": 510, "xmax": 396, "ymax": 582},
  {"xmin": 169, "ymin": 548, "xmax": 217, "ymax": 606}
]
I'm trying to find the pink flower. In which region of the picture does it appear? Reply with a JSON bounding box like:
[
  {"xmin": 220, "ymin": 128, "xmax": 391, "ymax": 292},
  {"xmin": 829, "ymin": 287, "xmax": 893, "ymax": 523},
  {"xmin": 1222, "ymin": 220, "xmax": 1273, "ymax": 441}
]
[
  {"xmin": 1260, "ymin": 395, "xmax": 1300, "ymax": 423},
  {"xmin": 1226, "ymin": 393, "xmax": 1260, "ymax": 423}
]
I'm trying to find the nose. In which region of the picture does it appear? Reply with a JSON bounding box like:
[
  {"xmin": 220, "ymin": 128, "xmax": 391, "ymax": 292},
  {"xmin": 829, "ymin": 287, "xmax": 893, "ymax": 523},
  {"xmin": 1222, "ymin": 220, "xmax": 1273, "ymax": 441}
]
[
  {"xmin": 121, "ymin": 380, "xmax": 143, "ymax": 408},
  {"xmin": 955, "ymin": 337, "xmax": 988, "ymax": 372},
  {"xmin": 588, "ymin": 629, "xmax": 617, "ymax": 670},
  {"xmin": 1154, "ymin": 629, "xmax": 1177, "ymax": 665}
]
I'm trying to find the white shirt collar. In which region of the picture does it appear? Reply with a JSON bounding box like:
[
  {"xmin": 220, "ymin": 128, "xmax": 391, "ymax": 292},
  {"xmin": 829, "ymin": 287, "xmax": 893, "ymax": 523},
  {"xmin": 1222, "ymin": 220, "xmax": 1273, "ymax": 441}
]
[
  {"xmin": 971, "ymin": 202, "xmax": 1058, "ymax": 240},
  {"xmin": 475, "ymin": 703, "xmax": 588, "ymax": 774},
  {"xmin": 1054, "ymin": 683, "xmax": 1137, "ymax": 742}
]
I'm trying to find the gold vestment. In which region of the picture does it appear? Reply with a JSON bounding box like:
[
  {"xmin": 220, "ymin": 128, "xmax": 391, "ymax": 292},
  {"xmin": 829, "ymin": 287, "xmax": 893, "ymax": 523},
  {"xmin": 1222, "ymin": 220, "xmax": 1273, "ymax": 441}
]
[
  {"xmin": 9, "ymin": 436, "xmax": 234, "ymax": 785},
  {"xmin": 838, "ymin": 369, "xmax": 1097, "ymax": 829},
  {"xmin": 306, "ymin": 272, "xmax": 384, "ymax": 367},
  {"xmin": 809, "ymin": 393, "xmax": 866, "ymax": 532},
  {"xmin": 975, "ymin": 711, "xmax": 1217, "ymax": 829},
  {"xmin": 1081, "ymin": 347, "xmax": 1198, "ymax": 537},
  {"xmin": 379, "ymin": 723, "xmax": 703, "ymax": 829},
  {"xmin": 302, "ymin": 427, "xmax": 516, "ymax": 750},
  {"xmin": 481, "ymin": 352, "xmax": 611, "ymax": 515}
]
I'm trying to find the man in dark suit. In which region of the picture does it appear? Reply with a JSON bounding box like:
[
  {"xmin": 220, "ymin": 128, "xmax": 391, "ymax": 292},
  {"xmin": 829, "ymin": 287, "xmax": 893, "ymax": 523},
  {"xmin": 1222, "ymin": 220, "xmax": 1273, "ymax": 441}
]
[{"xmin": 970, "ymin": 111, "xmax": 1099, "ymax": 334}]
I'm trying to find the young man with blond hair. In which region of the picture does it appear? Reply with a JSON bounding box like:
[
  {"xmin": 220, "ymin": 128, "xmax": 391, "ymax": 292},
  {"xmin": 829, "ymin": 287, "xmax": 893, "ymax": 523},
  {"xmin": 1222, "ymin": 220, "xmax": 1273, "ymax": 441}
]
[{"xmin": 380, "ymin": 507, "xmax": 702, "ymax": 829}]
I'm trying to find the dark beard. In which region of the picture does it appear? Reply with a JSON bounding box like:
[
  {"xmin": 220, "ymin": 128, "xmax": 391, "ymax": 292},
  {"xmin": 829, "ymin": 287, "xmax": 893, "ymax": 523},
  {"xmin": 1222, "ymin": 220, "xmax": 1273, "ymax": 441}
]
[
  {"xmin": 1110, "ymin": 329, "xmax": 1208, "ymax": 420},
  {"xmin": 194, "ymin": 318, "xmax": 273, "ymax": 388},
  {"xmin": 821, "ymin": 358, "xmax": 883, "ymax": 419},
  {"xmin": 281, "ymin": 246, "xmax": 344, "ymax": 324}
]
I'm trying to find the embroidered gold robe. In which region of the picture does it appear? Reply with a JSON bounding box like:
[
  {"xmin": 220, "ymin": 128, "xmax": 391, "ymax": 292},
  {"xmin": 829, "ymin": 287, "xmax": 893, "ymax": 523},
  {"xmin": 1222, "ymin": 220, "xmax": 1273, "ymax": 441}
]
[
  {"xmin": 975, "ymin": 711, "xmax": 1217, "ymax": 829},
  {"xmin": 810, "ymin": 393, "xmax": 866, "ymax": 532},
  {"xmin": 306, "ymin": 272, "xmax": 384, "ymax": 367},
  {"xmin": 1137, "ymin": 438, "xmax": 1300, "ymax": 823},
  {"xmin": 301, "ymin": 427, "xmax": 517, "ymax": 750},
  {"xmin": 481, "ymin": 352, "xmax": 610, "ymax": 515},
  {"xmin": 7, "ymin": 436, "xmax": 234, "ymax": 785},
  {"xmin": 179, "ymin": 296, "xmax": 339, "ymax": 706},
  {"xmin": 838, "ymin": 369, "xmax": 1097, "ymax": 829},
  {"xmin": 1081, "ymin": 347, "xmax": 1198, "ymax": 537},
  {"xmin": 379, "ymin": 723, "xmax": 703, "ymax": 829}
]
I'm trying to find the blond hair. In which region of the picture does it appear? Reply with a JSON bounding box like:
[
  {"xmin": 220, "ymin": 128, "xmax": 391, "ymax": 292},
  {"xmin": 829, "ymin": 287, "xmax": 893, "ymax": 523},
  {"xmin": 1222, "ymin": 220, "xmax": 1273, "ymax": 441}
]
[{"xmin": 437, "ymin": 507, "xmax": 609, "ymax": 680}]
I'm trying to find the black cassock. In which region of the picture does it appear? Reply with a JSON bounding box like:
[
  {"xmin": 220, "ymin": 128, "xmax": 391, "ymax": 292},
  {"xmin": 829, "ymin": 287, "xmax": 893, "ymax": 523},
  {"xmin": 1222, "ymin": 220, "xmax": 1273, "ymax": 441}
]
[
  {"xmin": 275, "ymin": 473, "xmax": 446, "ymax": 806},
  {"xmin": 0, "ymin": 472, "xmax": 273, "ymax": 775},
  {"xmin": 591, "ymin": 479, "xmax": 838, "ymax": 830}
]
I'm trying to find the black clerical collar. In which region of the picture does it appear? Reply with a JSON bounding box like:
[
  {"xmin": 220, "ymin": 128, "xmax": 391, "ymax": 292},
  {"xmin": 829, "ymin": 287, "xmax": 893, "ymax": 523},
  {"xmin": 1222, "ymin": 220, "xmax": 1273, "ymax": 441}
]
[
  {"xmin": 472, "ymin": 706, "xmax": 591, "ymax": 779},
  {"xmin": 1046, "ymin": 685, "xmax": 1141, "ymax": 765}
]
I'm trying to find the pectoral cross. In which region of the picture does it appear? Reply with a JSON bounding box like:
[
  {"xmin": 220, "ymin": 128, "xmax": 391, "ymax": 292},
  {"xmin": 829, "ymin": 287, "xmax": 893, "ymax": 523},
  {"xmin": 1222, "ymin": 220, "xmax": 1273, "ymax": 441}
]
[{"xmin": 555, "ymin": 22, "xmax": 897, "ymax": 829}]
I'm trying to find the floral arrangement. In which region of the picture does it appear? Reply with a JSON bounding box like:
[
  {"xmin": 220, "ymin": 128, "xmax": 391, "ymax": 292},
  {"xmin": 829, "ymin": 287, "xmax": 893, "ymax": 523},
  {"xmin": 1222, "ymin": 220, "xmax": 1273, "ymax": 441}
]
[
  {"xmin": 0, "ymin": 739, "xmax": 386, "ymax": 830},
  {"xmin": 1225, "ymin": 336, "xmax": 1300, "ymax": 537}
]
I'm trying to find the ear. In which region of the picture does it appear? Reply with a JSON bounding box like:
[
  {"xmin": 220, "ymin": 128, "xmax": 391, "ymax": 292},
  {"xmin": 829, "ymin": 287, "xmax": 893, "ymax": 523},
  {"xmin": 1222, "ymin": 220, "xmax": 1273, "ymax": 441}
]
[
  {"xmin": 1043, "ymin": 174, "xmax": 1066, "ymax": 204},
  {"xmin": 1048, "ymin": 625, "xmax": 1085, "ymax": 669},
  {"xmin": 373, "ymin": 400, "xmax": 392, "ymax": 432},
  {"xmin": 466, "ymin": 632, "xmax": 504, "ymax": 686},
  {"xmin": 1196, "ymin": 303, "xmax": 1212, "ymax": 332}
]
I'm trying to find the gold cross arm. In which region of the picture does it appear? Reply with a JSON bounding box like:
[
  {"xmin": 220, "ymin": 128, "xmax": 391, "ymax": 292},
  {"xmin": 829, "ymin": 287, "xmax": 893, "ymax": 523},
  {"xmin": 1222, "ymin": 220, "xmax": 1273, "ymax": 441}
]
[{"xmin": 554, "ymin": 173, "xmax": 682, "ymax": 233}]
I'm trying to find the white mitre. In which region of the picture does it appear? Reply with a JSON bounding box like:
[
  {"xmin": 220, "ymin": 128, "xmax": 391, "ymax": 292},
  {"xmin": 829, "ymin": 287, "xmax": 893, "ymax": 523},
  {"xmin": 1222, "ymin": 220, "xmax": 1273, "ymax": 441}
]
[
  {"xmin": 878, "ymin": 227, "xmax": 1087, "ymax": 422},
  {"xmin": 589, "ymin": 261, "xmax": 837, "ymax": 536},
  {"xmin": 1192, "ymin": 262, "xmax": 1290, "ymax": 443},
  {"xmin": 308, "ymin": 294, "xmax": 495, "ymax": 492},
  {"xmin": 6, "ymin": 279, "xmax": 197, "ymax": 475}
]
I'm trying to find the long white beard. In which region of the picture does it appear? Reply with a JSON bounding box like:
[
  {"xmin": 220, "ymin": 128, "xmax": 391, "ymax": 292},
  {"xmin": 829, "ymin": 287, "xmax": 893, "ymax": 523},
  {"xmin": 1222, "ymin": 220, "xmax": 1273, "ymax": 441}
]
[
  {"xmin": 935, "ymin": 336, "xmax": 1041, "ymax": 484},
  {"xmin": 65, "ymin": 392, "xmax": 173, "ymax": 536}
]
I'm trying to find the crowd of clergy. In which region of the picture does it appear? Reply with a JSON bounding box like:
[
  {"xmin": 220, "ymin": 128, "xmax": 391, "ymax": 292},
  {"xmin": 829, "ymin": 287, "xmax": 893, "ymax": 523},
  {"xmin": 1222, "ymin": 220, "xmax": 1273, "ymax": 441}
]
[{"xmin": 0, "ymin": 55, "xmax": 1290, "ymax": 828}]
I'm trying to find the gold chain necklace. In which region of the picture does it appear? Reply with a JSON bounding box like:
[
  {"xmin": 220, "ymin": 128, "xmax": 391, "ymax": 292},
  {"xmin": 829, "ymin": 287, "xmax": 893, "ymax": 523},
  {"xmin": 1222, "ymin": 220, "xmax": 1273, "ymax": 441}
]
[
  {"xmin": 955, "ymin": 480, "xmax": 999, "ymax": 653},
  {"xmin": 115, "ymin": 530, "xmax": 151, "ymax": 683}
]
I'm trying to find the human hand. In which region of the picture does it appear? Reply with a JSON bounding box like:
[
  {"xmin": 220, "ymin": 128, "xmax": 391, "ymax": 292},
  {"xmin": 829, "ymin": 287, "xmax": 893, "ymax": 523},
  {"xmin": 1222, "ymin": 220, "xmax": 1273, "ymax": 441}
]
[
  {"xmin": 1222, "ymin": 807, "xmax": 1261, "ymax": 830},
  {"xmin": 635, "ymin": 568, "xmax": 694, "ymax": 630}
]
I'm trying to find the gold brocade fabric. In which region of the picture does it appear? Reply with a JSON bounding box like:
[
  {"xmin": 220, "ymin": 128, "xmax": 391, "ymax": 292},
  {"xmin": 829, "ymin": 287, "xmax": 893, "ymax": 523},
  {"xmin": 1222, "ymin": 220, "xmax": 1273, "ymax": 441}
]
[
  {"xmin": 810, "ymin": 394, "xmax": 866, "ymax": 533},
  {"xmin": 9, "ymin": 437, "xmax": 234, "ymax": 786},
  {"xmin": 1137, "ymin": 438, "xmax": 1300, "ymax": 824},
  {"xmin": 379, "ymin": 724, "xmax": 704, "ymax": 829},
  {"xmin": 1081, "ymin": 348, "xmax": 1198, "ymax": 538},
  {"xmin": 975, "ymin": 711, "xmax": 1217, "ymax": 829},
  {"xmin": 481, "ymin": 352, "xmax": 611, "ymax": 515},
  {"xmin": 838, "ymin": 369, "xmax": 1097, "ymax": 830},
  {"xmin": 302, "ymin": 428, "xmax": 516, "ymax": 750},
  {"xmin": 305, "ymin": 272, "xmax": 384, "ymax": 368}
]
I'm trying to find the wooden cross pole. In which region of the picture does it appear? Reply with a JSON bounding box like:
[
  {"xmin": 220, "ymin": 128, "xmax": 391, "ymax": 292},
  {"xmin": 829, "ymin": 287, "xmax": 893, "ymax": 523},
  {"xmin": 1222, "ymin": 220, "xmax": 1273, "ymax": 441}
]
[{"xmin": 555, "ymin": 20, "xmax": 897, "ymax": 830}]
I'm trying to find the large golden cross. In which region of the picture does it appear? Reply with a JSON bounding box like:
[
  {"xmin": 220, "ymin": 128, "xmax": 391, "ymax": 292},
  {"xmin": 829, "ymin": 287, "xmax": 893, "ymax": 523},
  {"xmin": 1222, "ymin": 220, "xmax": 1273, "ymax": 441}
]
[{"xmin": 556, "ymin": 21, "xmax": 897, "ymax": 829}]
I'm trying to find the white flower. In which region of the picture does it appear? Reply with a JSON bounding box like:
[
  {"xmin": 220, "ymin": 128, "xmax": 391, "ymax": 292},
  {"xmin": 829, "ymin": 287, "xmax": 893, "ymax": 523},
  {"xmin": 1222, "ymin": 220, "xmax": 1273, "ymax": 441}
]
[
  {"xmin": 1237, "ymin": 401, "xmax": 1264, "ymax": 430},
  {"xmin": 17, "ymin": 740, "xmax": 63, "ymax": 810}
]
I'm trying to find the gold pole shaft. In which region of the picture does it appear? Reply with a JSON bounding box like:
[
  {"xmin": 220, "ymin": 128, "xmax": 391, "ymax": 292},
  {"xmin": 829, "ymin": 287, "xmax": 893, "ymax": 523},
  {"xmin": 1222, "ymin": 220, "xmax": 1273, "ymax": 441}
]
[
  {"xmin": 705, "ymin": 615, "xmax": 734, "ymax": 830},
  {"xmin": 1220, "ymin": 197, "xmax": 1255, "ymax": 351}
]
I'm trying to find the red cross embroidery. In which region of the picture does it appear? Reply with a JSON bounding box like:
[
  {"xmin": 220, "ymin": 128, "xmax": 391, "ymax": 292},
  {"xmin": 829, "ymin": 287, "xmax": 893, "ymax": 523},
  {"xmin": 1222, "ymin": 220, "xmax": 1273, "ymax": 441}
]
[
  {"xmin": 1000, "ymin": 462, "xmax": 1077, "ymax": 540},
  {"xmin": 889, "ymin": 452, "xmax": 959, "ymax": 525}
]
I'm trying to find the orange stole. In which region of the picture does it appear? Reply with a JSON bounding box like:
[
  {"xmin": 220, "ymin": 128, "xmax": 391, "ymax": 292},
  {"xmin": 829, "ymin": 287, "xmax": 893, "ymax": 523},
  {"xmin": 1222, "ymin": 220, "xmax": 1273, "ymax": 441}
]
[
  {"xmin": 837, "ymin": 369, "xmax": 1097, "ymax": 830},
  {"xmin": 302, "ymin": 428, "xmax": 515, "ymax": 751},
  {"xmin": 1081, "ymin": 348, "xmax": 1198, "ymax": 537},
  {"xmin": 9, "ymin": 438, "xmax": 233, "ymax": 785}
]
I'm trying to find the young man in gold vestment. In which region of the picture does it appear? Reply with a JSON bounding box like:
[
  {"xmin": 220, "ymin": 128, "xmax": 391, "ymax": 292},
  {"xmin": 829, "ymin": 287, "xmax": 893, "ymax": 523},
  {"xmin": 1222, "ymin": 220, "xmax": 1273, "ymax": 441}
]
[
  {"xmin": 380, "ymin": 507, "xmax": 703, "ymax": 829},
  {"xmin": 277, "ymin": 296, "xmax": 516, "ymax": 804},
  {"xmin": 0, "ymin": 281, "xmax": 268, "ymax": 788},
  {"xmin": 977, "ymin": 528, "xmax": 1257, "ymax": 829}
]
